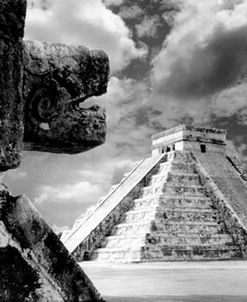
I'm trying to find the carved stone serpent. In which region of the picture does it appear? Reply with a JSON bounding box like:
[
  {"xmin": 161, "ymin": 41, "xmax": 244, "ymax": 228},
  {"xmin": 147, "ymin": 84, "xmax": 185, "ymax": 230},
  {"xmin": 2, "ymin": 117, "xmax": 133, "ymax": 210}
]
[{"xmin": 0, "ymin": 0, "xmax": 109, "ymax": 171}]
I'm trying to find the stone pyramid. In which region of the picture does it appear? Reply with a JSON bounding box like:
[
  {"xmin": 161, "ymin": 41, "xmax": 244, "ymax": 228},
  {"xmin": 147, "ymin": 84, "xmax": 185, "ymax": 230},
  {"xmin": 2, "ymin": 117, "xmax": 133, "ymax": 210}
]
[{"xmin": 62, "ymin": 125, "xmax": 247, "ymax": 262}]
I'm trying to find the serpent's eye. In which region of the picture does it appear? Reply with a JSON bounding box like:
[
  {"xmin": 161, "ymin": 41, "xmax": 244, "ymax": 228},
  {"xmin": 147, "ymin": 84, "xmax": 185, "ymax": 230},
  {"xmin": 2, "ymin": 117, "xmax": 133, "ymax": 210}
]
[
  {"xmin": 26, "ymin": 88, "xmax": 57, "ymax": 124},
  {"xmin": 36, "ymin": 96, "xmax": 53, "ymax": 120}
]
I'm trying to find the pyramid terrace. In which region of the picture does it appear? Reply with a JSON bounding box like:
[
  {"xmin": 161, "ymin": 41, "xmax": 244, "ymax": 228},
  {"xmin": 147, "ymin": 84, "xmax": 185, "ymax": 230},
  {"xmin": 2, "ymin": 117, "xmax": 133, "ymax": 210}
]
[{"xmin": 62, "ymin": 125, "xmax": 247, "ymax": 262}]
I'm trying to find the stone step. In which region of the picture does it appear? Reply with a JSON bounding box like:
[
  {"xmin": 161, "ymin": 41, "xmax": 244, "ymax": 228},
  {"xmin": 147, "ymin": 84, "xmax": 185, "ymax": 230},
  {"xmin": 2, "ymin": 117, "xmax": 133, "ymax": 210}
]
[
  {"xmin": 151, "ymin": 172, "xmax": 200, "ymax": 185},
  {"xmin": 160, "ymin": 160, "xmax": 195, "ymax": 168},
  {"xmin": 167, "ymin": 151, "xmax": 194, "ymax": 163},
  {"xmin": 158, "ymin": 163, "xmax": 171, "ymax": 174},
  {"xmin": 93, "ymin": 244, "xmax": 241, "ymax": 262},
  {"xmin": 158, "ymin": 208, "xmax": 216, "ymax": 213},
  {"xmin": 144, "ymin": 233, "xmax": 233, "ymax": 246},
  {"xmin": 159, "ymin": 196, "xmax": 212, "ymax": 209},
  {"xmin": 133, "ymin": 197, "xmax": 160, "ymax": 209},
  {"xmin": 151, "ymin": 221, "xmax": 222, "ymax": 234},
  {"xmin": 92, "ymin": 246, "xmax": 142, "ymax": 262},
  {"xmin": 142, "ymin": 183, "xmax": 206, "ymax": 197},
  {"xmin": 101, "ymin": 234, "xmax": 146, "ymax": 248},
  {"xmin": 124, "ymin": 211, "xmax": 156, "ymax": 223},
  {"xmin": 168, "ymin": 172, "xmax": 199, "ymax": 177},
  {"xmin": 101, "ymin": 233, "xmax": 233, "ymax": 249},
  {"xmin": 114, "ymin": 221, "xmax": 152, "ymax": 236},
  {"xmin": 141, "ymin": 186, "xmax": 163, "ymax": 197},
  {"xmin": 133, "ymin": 195, "xmax": 212, "ymax": 209},
  {"xmin": 131, "ymin": 203, "xmax": 214, "ymax": 214},
  {"xmin": 154, "ymin": 209, "xmax": 218, "ymax": 223},
  {"xmin": 124, "ymin": 207, "xmax": 157, "ymax": 223},
  {"xmin": 170, "ymin": 162, "xmax": 197, "ymax": 174},
  {"xmin": 163, "ymin": 184, "xmax": 205, "ymax": 196},
  {"xmin": 140, "ymin": 245, "xmax": 241, "ymax": 261},
  {"xmin": 114, "ymin": 219, "xmax": 223, "ymax": 236},
  {"xmin": 143, "ymin": 243, "xmax": 236, "ymax": 250},
  {"xmin": 124, "ymin": 207, "xmax": 217, "ymax": 224},
  {"xmin": 166, "ymin": 173, "xmax": 201, "ymax": 185},
  {"xmin": 150, "ymin": 174, "xmax": 169, "ymax": 184}
]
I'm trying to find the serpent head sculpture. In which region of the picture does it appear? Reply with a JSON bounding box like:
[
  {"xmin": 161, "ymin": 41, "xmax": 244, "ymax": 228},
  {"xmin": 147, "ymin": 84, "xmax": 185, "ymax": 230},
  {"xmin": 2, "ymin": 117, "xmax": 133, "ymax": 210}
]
[
  {"xmin": 0, "ymin": 0, "xmax": 109, "ymax": 171},
  {"xmin": 23, "ymin": 41, "xmax": 109, "ymax": 154}
]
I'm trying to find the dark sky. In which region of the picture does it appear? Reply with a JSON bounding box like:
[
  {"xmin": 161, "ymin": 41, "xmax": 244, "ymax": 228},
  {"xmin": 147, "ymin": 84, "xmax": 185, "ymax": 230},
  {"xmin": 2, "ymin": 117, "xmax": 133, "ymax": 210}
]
[{"xmin": 5, "ymin": 0, "xmax": 247, "ymax": 232}]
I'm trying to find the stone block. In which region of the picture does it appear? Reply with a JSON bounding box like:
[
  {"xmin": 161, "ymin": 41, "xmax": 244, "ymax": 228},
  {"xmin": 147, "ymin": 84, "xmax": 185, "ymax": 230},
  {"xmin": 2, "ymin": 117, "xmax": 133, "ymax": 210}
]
[
  {"xmin": 0, "ymin": 189, "xmax": 104, "ymax": 302},
  {"xmin": 0, "ymin": 0, "xmax": 26, "ymax": 171}
]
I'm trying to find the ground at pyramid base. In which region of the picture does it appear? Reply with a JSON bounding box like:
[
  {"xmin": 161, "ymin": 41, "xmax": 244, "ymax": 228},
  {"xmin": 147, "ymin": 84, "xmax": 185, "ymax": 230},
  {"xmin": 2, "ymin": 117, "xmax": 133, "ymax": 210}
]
[{"xmin": 61, "ymin": 125, "xmax": 247, "ymax": 263}]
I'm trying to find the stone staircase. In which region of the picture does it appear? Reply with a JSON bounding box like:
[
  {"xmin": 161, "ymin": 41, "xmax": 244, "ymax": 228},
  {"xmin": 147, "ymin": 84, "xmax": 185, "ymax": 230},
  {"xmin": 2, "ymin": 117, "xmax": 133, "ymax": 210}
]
[
  {"xmin": 91, "ymin": 151, "xmax": 242, "ymax": 262},
  {"xmin": 62, "ymin": 153, "xmax": 166, "ymax": 257}
]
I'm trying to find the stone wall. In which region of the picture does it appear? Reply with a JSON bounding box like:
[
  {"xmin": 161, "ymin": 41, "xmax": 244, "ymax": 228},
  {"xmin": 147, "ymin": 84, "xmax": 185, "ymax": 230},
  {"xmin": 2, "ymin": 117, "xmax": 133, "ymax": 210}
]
[
  {"xmin": 152, "ymin": 125, "xmax": 226, "ymax": 156},
  {"xmin": 194, "ymin": 151, "xmax": 247, "ymax": 228},
  {"xmin": 193, "ymin": 153, "xmax": 247, "ymax": 257},
  {"xmin": 0, "ymin": 0, "xmax": 26, "ymax": 171}
]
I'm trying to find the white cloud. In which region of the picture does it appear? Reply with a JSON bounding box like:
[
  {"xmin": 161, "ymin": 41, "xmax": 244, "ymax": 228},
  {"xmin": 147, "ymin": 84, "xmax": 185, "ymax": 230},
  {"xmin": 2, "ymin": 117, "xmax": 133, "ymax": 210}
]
[
  {"xmin": 103, "ymin": 0, "xmax": 124, "ymax": 7},
  {"xmin": 28, "ymin": 0, "xmax": 53, "ymax": 10},
  {"xmin": 111, "ymin": 159, "xmax": 137, "ymax": 184},
  {"xmin": 25, "ymin": 0, "xmax": 146, "ymax": 72},
  {"xmin": 89, "ymin": 76, "xmax": 151, "ymax": 129},
  {"xmin": 149, "ymin": 0, "xmax": 247, "ymax": 126},
  {"xmin": 35, "ymin": 181, "xmax": 102, "ymax": 204},
  {"xmin": 136, "ymin": 15, "xmax": 161, "ymax": 38},
  {"xmin": 5, "ymin": 170, "xmax": 27, "ymax": 181},
  {"xmin": 119, "ymin": 5, "xmax": 144, "ymax": 19},
  {"xmin": 152, "ymin": 0, "xmax": 247, "ymax": 90},
  {"xmin": 212, "ymin": 83, "xmax": 247, "ymax": 123}
]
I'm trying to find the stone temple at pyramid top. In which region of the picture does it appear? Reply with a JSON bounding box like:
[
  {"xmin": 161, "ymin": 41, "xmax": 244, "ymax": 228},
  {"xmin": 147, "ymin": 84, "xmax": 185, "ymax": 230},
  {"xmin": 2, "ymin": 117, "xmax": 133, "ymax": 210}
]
[{"xmin": 152, "ymin": 125, "xmax": 227, "ymax": 156}]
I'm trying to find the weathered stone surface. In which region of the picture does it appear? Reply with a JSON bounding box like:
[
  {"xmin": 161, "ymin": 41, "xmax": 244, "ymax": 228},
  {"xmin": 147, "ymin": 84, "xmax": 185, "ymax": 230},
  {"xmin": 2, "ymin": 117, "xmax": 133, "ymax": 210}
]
[
  {"xmin": 62, "ymin": 125, "xmax": 247, "ymax": 262},
  {"xmin": 0, "ymin": 189, "xmax": 104, "ymax": 301},
  {"xmin": 194, "ymin": 158, "xmax": 247, "ymax": 258},
  {"xmin": 0, "ymin": 0, "xmax": 110, "ymax": 171},
  {"xmin": 0, "ymin": 0, "xmax": 26, "ymax": 171},
  {"xmin": 23, "ymin": 41, "xmax": 109, "ymax": 154}
]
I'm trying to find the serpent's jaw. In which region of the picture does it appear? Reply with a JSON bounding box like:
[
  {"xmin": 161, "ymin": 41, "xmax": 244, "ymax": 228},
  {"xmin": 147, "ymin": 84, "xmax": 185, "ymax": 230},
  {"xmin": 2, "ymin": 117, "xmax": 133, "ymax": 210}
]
[
  {"xmin": 23, "ymin": 41, "xmax": 109, "ymax": 154},
  {"xmin": 24, "ymin": 103, "xmax": 106, "ymax": 154}
]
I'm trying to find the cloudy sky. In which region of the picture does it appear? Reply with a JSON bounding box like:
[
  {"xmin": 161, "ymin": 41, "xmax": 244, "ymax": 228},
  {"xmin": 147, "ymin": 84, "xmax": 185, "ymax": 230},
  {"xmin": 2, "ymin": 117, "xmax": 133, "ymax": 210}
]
[{"xmin": 5, "ymin": 0, "xmax": 247, "ymax": 231}]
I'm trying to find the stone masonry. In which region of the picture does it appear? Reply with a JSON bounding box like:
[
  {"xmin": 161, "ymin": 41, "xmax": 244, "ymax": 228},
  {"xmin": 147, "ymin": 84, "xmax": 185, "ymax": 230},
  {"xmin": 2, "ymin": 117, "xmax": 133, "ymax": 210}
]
[{"xmin": 62, "ymin": 125, "xmax": 247, "ymax": 262}]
